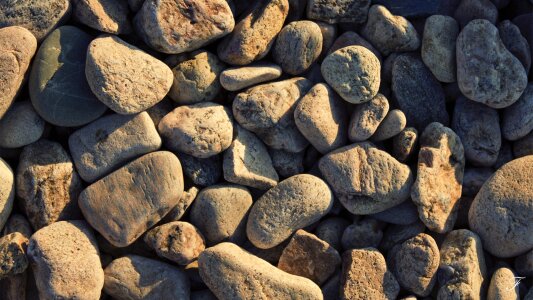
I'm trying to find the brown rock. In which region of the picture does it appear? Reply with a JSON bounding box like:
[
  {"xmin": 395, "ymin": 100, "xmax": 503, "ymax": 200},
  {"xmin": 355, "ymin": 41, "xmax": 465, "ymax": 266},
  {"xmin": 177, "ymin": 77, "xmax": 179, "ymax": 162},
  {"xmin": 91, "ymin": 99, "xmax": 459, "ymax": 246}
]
[
  {"xmin": 0, "ymin": 233, "xmax": 28, "ymax": 279},
  {"xmin": 72, "ymin": 0, "xmax": 131, "ymax": 34},
  {"xmin": 487, "ymin": 267, "xmax": 519, "ymax": 300}
]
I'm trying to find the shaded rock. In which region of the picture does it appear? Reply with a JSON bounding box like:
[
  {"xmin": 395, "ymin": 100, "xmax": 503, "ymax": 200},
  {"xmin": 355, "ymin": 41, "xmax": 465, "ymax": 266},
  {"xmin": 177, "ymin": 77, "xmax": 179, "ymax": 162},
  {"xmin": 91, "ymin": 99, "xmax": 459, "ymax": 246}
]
[
  {"xmin": 380, "ymin": 220, "xmax": 426, "ymax": 252},
  {"xmin": 0, "ymin": 233, "xmax": 28, "ymax": 279},
  {"xmin": 371, "ymin": 200, "xmax": 419, "ymax": 225},
  {"xmin": 287, "ymin": 0, "xmax": 308, "ymax": 22},
  {"xmin": 161, "ymin": 186, "xmax": 199, "ymax": 223},
  {"xmin": 316, "ymin": 21, "xmax": 337, "ymax": 60},
  {"xmin": 269, "ymin": 148, "xmax": 306, "ymax": 178},
  {"xmin": 487, "ymin": 267, "xmax": 519, "ymax": 300},
  {"xmin": 0, "ymin": 101, "xmax": 44, "ymax": 149},
  {"xmin": 220, "ymin": 62, "xmax": 282, "ymax": 91},
  {"xmin": 514, "ymin": 249, "xmax": 533, "ymax": 276},
  {"xmin": 494, "ymin": 140, "xmax": 514, "ymax": 169},
  {"xmin": 453, "ymin": 0, "xmax": 498, "ymax": 28},
  {"xmin": 371, "ymin": 109, "xmax": 406, "ymax": 141},
  {"xmin": 421, "ymin": 15, "xmax": 459, "ymax": 83},
  {"xmin": 498, "ymin": 20, "xmax": 531, "ymax": 73},
  {"xmin": 462, "ymin": 167, "xmax": 493, "ymax": 197},
  {"xmin": 306, "ymin": 0, "xmax": 370, "ymax": 24},
  {"xmin": 502, "ymin": 83, "xmax": 533, "ymax": 141},
  {"xmin": 372, "ymin": 0, "xmax": 441, "ymax": 17},
  {"xmin": 326, "ymin": 31, "xmax": 382, "ymax": 62},
  {"xmin": 392, "ymin": 127, "xmax": 418, "ymax": 162},
  {"xmin": 0, "ymin": 159, "xmax": 14, "ymax": 232},
  {"xmin": 72, "ymin": 0, "xmax": 131, "ymax": 34},
  {"xmin": 146, "ymin": 98, "xmax": 174, "ymax": 127},
  {"xmin": 2, "ymin": 214, "xmax": 32, "ymax": 238},
  {"xmin": 178, "ymin": 153, "xmax": 222, "ymax": 186},
  {"xmin": 341, "ymin": 218, "xmax": 383, "ymax": 249},
  {"xmin": 321, "ymin": 271, "xmax": 341, "ymax": 300},
  {"xmin": 348, "ymin": 93, "xmax": 389, "ymax": 142},
  {"xmin": 315, "ymin": 217, "xmax": 350, "ymax": 251},
  {"xmin": 513, "ymin": 131, "xmax": 533, "ymax": 158}
]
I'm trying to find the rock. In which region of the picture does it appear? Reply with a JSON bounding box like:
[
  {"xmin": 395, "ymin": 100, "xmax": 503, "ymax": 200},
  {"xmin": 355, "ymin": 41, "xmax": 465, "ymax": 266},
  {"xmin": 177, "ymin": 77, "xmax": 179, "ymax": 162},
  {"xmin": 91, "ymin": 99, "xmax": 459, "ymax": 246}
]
[
  {"xmin": 316, "ymin": 21, "xmax": 337, "ymax": 59},
  {"xmin": 513, "ymin": 131, "xmax": 533, "ymax": 158},
  {"xmin": 340, "ymin": 248, "xmax": 400, "ymax": 300},
  {"xmin": 223, "ymin": 125, "xmax": 279, "ymax": 190},
  {"xmin": 315, "ymin": 217, "xmax": 350, "ymax": 251},
  {"xmin": 144, "ymin": 221, "xmax": 205, "ymax": 265},
  {"xmin": 79, "ymin": 151, "xmax": 184, "ymax": 247},
  {"xmin": 0, "ymin": 101, "xmax": 44, "ymax": 149},
  {"xmin": 494, "ymin": 140, "xmax": 514, "ymax": 169},
  {"xmin": 502, "ymin": 83, "xmax": 533, "ymax": 141},
  {"xmin": 388, "ymin": 233, "xmax": 439, "ymax": 297},
  {"xmin": 68, "ymin": 112, "xmax": 162, "ymax": 182},
  {"xmin": 29, "ymin": 26, "xmax": 107, "ymax": 127},
  {"xmin": 128, "ymin": 0, "xmax": 144, "ymax": 11},
  {"xmin": 513, "ymin": 13, "xmax": 533, "ymax": 73},
  {"xmin": 0, "ymin": 0, "xmax": 71, "ymax": 41},
  {"xmin": 515, "ymin": 249, "xmax": 533, "ymax": 276},
  {"xmin": 278, "ymin": 229, "xmax": 341, "ymax": 285},
  {"xmin": 321, "ymin": 46, "xmax": 380, "ymax": 104},
  {"xmin": 28, "ymin": 221, "xmax": 104, "ymax": 300},
  {"xmin": 380, "ymin": 220, "xmax": 426, "ymax": 252},
  {"xmin": 487, "ymin": 267, "xmax": 519, "ymax": 300},
  {"xmin": 134, "ymin": 0, "xmax": 234, "ymax": 54},
  {"xmin": 104, "ymin": 255, "xmax": 190, "ymax": 300},
  {"xmin": 306, "ymin": 0, "xmax": 370, "ymax": 24},
  {"xmin": 270, "ymin": 148, "xmax": 306, "ymax": 178},
  {"xmin": 247, "ymin": 174, "xmax": 334, "ymax": 249},
  {"xmin": 438, "ymin": 229, "xmax": 487, "ymax": 299},
  {"xmin": 498, "ymin": 20, "xmax": 531, "ymax": 73},
  {"xmin": 319, "ymin": 142, "xmax": 414, "ymax": 214},
  {"xmin": 370, "ymin": 200, "xmax": 419, "ymax": 225},
  {"xmin": 86, "ymin": 35, "xmax": 173, "ymax": 114},
  {"xmin": 220, "ymin": 62, "xmax": 282, "ymax": 91},
  {"xmin": 287, "ymin": 0, "xmax": 307, "ymax": 22},
  {"xmin": 462, "ymin": 168, "xmax": 493, "ymax": 197},
  {"xmin": 411, "ymin": 122, "xmax": 465, "ymax": 233},
  {"xmin": 0, "ymin": 233, "xmax": 28, "ymax": 279},
  {"xmin": 372, "ymin": 0, "xmax": 441, "ymax": 17},
  {"xmin": 72, "ymin": 0, "xmax": 131, "ymax": 34},
  {"xmin": 392, "ymin": 127, "xmax": 418, "ymax": 162},
  {"xmin": 348, "ymin": 93, "xmax": 389, "ymax": 142},
  {"xmin": 341, "ymin": 218, "xmax": 383, "ymax": 249},
  {"xmin": 190, "ymin": 184, "xmax": 252, "ymax": 245},
  {"xmin": 0, "ymin": 159, "xmax": 14, "ymax": 232},
  {"xmin": 361, "ymin": 5, "xmax": 420, "ymax": 56},
  {"xmin": 217, "ymin": 0, "xmax": 288, "ymax": 65},
  {"xmin": 199, "ymin": 242, "xmax": 322, "ymax": 299},
  {"xmin": 146, "ymin": 98, "xmax": 174, "ymax": 127},
  {"xmin": 2, "ymin": 214, "xmax": 32, "ymax": 238},
  {"xmin": 273, "ymin": 21, "xmax": 323, "ymax": 75},
  {"xmin": 233, "ymin": 78, "xmax": 312, "ymax": 152},
  {"xmin": 191, "ymin": 290, "xmax": 217, "ymax": 300},
  {"xmin": 168, "ymin": 50, "xmax": 225, "ymax": 105},
  {"xmin": 16, "ymin": 140, "xmax": 83, "ymax": 230},
  {"xmin": 326, "ymin": 31, "xmax": 382, "ymax": 62},
  {"xmin": 178, "ymin": 153, "xmax": 222, "ymax": 186},
  {"xmin": 161, "ymin": 186, "xmax": 199, "ymax": 223},
  {"xmin": 294, "ymin": 83, "xmax": 349, "ymax": 153},
  {"xmin": 453, "ymin": 0, "xmax": 498, "ymax": 28},
  {"xmin": 321, "ymin": 272, "xmax": 341, "ymax": 300},
  {"xmin": 158, "ymin": 102, "xmax": 233, "ymax": 158},
  {"xmin": 456, "ymin": 19, "xmax": 528, "ymax": 108},
  {"xmin": 421, "ymin": 15, "xmax": 459, "ymax": 83},
  {"xmin": 392, "ymin": 54, "xmax": 449, "ymax": 129},
  {"xmin": 0, "ymin": 27, "xmax": 37, "ymax": 120},
  {"xmin": 371, "ymin": 109, "xmax": 406, "ymax": 141},
  {"xmin": 468, "ymin": 156, "xmax": 533, "ymax": 257},
  {"xmin": 0, "ymin": 217, "xmax": 31, "ymax": 300}
]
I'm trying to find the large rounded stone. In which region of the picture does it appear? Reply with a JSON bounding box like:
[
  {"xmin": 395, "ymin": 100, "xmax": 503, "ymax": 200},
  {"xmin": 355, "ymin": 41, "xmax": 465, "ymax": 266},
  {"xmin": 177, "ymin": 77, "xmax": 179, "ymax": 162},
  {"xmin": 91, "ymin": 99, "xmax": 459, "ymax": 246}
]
[
  {"xmin": 306, "ymin": 0, "xmax": 370, "ymax": 24},
  {"xmin": 0, "ymin": 158, "xmax": 14, "ymax": 232},
  {"xmin": 502, "ymin": 83, "xmax": 533, "ymax": 141},
  {"xmin": 0, "ymin": 101, "xmax": 45, "ymax": 149},
  {"xmin": 421, "ymin": 15, "xmax": 459, "ymax": 83},
  {"xmin": 72, "ymin": 0, "xmax": 131, "ymax": 34},
  {"xmin": 348, "ymin": 93, "xmax": 389, "ymax": 142}
]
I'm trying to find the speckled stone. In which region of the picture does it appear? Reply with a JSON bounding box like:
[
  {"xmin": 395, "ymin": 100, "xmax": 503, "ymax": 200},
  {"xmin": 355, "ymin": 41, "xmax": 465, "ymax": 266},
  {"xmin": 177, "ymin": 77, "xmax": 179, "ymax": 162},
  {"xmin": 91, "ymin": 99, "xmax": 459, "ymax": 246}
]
[
  {"xmin": 0, "ymin": 101, "xmax": 45, "ymax": 149},
  {"xmin": 348, "ymin": 93, "xmax": 389, "ymax": 142},
  {"xmin": 421, "ymin": 15, "xmax": 459, "ymax": 83},
  {"xmin": 220, "ymin": 62, "xmax": 282, "ymax": 91},
  {"xmin": 306, "ymin": 0, "xmax": 371, "ymax": 24}
]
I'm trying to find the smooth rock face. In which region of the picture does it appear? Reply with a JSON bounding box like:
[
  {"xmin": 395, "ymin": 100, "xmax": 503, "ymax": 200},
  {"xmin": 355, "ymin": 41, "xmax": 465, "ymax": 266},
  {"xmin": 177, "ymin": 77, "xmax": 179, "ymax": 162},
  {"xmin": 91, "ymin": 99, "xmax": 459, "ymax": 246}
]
[
  {"xmin": 73, "ymin": 0, "xmax": 131, "ymax": 34},
  {"xmin": 79, "ymin": 151, "xmax": 184, "ymax": 247},
  {"xmin": 0, "ymin": 101, "xmax": 45, "ymax": 149},
  {"xmin": 438, "ymin": 229, "xmax": 487, "ymax": 300},
  {"xmin": 134, "ymin": 0, "xmax": 234, "ymax": 54},
  {"xmin": 104, "ymin": 255, "xmax": 190, "ymax": 300},
  {"xmin": 27, "ymin": 221, "xmax": 104, "ymax": 300},
  {"xmin": 319, "ymin": 142, "xmax": 414, "ymax": 215},
  {"xmin": 421, "ymin": 15, "xmax": 459, "ymax": 83},
  {"xmin": 392, "ymin": 127, "xmax": 418, "ymax": 162},
  {"xmin": 0, "ymin": 232, "xmax": 28, "ymax": 279},
  {"xmin": 220, "ymin": 62, "xmax": 282, "ymax": 91},
  {"xmin": 371, "ymin": 109, "xmax": 406, "ymax": 142},
  {"xmin": 69, "ymin": 112, "xmax": 162, "ymax": 182},
  {"xmin": 233, "ymin": 78, "xmax": 312, "ymax": 152},
  {"xmin": 86, "ymin": 35, "xmax": 173, "ymax": 114},
  {"xmin": 412, "ymin": 122, "xmax": 465, "ymax": 233},
  {"xmin": 453, "ymin": 0, "xmax": 498, "ymax": 28},
  {"xmin": 487, "ymin": 267, "xmax": 519, "ymax": 300},
  {"xmin": 0, "ymin": 158, "xmax": 14, "ymax": 232},
  {"xmin": 198, "ymin": 242, "xmax": 322, "ymax": 299},
  {"xmin": 502, "ymin": 83, "xmax": 533, "ymax": 141},
  {"xmin": 306, "ymin": 0, "xmax": 370, "ymax": 24},
  {"xmin": 217, "ymin": 0, "xmax": 289, "ymax": 65},
  {"xmin": 223, "ymin": 125, "xmax": 279, "ymax": 190},
  {"xmin": 0, "ymin": 0, "xmax": 71, "ymax": 41},
  {"xmin": 361, "ymin": 5, "xmax": 420, "ymax": 56},
  {"xmin": 468, "ymin": 156, "xmax": 533, "ymax": 257},
  {"xmin": 16, "ymin": 140, "xmax": 83, "ymax": 230},
  {"xmin": 340, "ymin": 248, "xmax": 399, "ymax": 300},
  {"xmin": 294, "ymin": 83, "xmax": 348, "ymax": 153},
  {"xmin": 456, "ymin": 19, "xmax": 528, "ymax": 108},
  {"xmin": 349, "ymin": 94, "xmax": 389, "ymax": 142},
  {"xmin": 452, "ymin": 97, "xmax": 500, "ymax": 166},
  {"xmin": 498, "ymin": 20, "xmax": 531, "ymax": 73},
  {"xmin": 158, "ymin": 102, "xmax": 233, "ymax": 158},
  {"xmin": 0, "ymin": 27, "xmax": 37, "ymax": 120},
  {"xmin": 321, "ymin": 46, "xmax": 380, "ymax": 104},
  {"xmin": 29, "ymin": 26, "xmax": 107, "ymax": 127},
  {"xmin": 247, "ymin": 174, "xmax": 334, "ymax": 249}
]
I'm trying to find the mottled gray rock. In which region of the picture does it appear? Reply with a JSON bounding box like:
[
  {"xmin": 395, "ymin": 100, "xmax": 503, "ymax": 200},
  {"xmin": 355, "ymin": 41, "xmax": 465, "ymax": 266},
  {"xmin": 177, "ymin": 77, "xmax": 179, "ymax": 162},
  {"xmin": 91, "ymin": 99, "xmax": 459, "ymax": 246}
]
[
  {"xmin": 146, "ymin": 98, "xmax": 174, "ymax": 127},
  {"xmin": 380, "ymin": 220, "xmax": 426, "ymax": 252},
  {"xmin": 487, "ymin": 267, "xmax": 519, "ymax": 300},
  {"xmin": 0, "ymin": 232, "xmax": 28, "ymax": 279},
  {"xmin": 315, "ymin": 217, "xmax": 350, "ymax": 251},
  {"xmin": 498, "ymin": 20, "xmax": 531, "ymax": 73},
  {"xmin": 0, "ymin": 158, "xmax": 14, "ymax": 232},
  {"xmin": 341, "ymin": 218, "xmax": 383, "ymax": 250},
  {"xmin": 371, "ymin": 109, "xmax": 406, "ymax": 141},
  {"xmin": 72, "ymin": 0, "xmax": 131, "ymax": 34},
  {"xmin": 306, "ymin": 0, "xmax": 370, "ymax": 24},
  {"xmin": 453, "ymin": 0, "xmax": 498, "ymax": 28},
  {"xmin": 178, "ymin": 153, "xmax": 222, "ymax": 186},
  {"xmin": 270, "ymin": 148, "xmax": 306, "ymax": 178},
  {"xmin": 0, "ymin": 101, "xmax": 45, "ymax": 149},
  {"xmin": 348, "ymin": 93, "xmax": 389, "ymax": 142},
  {"xmin": 327, "ymin": 31, "xmax": 382, "ymax": 62},
  {"xmin": 462, "ymin": 168, "xmax": 493, "ymax": 197},
  {"xmin": 513, "ymin": 131, "xmax": 533, "ymax": 158},
  {"xmin": 371, "ymin": 200, "xmax": 419, "ymax": 225},
  {"xmin": 392, "ymin": 127, "xmax": 418, "ymax": 162},
  {"xmin": 421, "ymin": 15, "xmax": 459, "ymax": 82},
  {"xmin": 502, "ymin": 83, "xmax": 533, "ymax": 141},
  {"xmin": 220, "ymin": 62, "xmax": 282, "ymax": 91}
]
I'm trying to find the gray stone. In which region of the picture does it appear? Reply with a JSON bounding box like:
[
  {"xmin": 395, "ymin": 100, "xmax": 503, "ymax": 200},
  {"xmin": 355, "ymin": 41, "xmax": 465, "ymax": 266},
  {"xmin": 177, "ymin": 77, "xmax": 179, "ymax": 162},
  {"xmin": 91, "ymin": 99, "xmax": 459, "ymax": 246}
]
[
  {"xmin": 326, "ymin": 31, "xmax": 382, "ymax": 62},
  {"xmin": 146, "ymin": 98, "xmax": 174, "ymax": 127},
  {"xmin": 314, "ymin": 217, "xmax": 350, "ymax": 251},
  {"xmin": 372, "ymin": 0, "xmax": 441, "ymax": 17},
  {"xmin": 421, "ymin": 15, "xmax": 459, "ymax": 83},
  {"xmin": 348, "ymin": 93, "xmax": 389, "ymax": 142},
  {"xmin": 370, "ymin": 200, "xmax": 419, "ymax": 225},
  {"xmin": 392, "ymin": 127, "xmax": 418, "ymax": 162},
  {"xmin": 178, "ymin": 153, "xmax": 222, "ymax": 186},
  {"xmin": 0, "ymin": 160, "xmax": 14, "ymax": 232},
  {"xmin": 462, "ymin": 167, "xmax": 493, "ymax": 197},
  {"xmin": 498, "ymin": 20, "xmax": 531, "ymax": 73},
  {"xmin": 220, "ymin": 62, "xmax": 282, "ymax": 91},
  {"xmin": 316, "ymin": 21, "xmax": 337, "ymax": 60},
  {"xmin": 0, "ymin": 101, "xmax": 44, "ymax": 149},
  {"xmin": 306, "ymin": 0, "xmax": 370, "ymax": 24},
  {"xmin": 371, "ymin": 109, "xmax": 406, "ymax": 142},
  {"xmin": 380, "ymin": 220, "xmax": 426, "ymax": 252},
  {"xmin": 269, "ymin": 148, "xmax": 306, "ymax": 178},
  {"xmin": 487, "ymin": 267, "xmax": 519, "ymax": 300},
  {"xmin": 453, "ymin": 0, "xmax": 498, "ymax": 28},
  {"xmin": 161, "ymin": 186, "xmax": 198, "ymax": 223},
  {"xmin": 341, "ymin": 218, "xmax": 383, "ymax": 250},
  {"xmin": 513, "ymin": 131, "xmax": 533, "ymax": 158},
  {"xmin": 502, "ymin": 83, "xmax": 533, "ymax": 141},
  {"xmin": 72, "ymin": 0, "xmax": 131, "ymax": 34}
]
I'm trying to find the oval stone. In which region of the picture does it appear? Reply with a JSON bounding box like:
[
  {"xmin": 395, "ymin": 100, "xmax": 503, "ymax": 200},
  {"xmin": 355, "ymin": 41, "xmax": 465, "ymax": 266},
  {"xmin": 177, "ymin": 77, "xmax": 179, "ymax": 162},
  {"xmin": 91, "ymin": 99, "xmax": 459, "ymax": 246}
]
[{"xmin": 0, "ymin": 101, "xmax": 45, "ymax": 149}]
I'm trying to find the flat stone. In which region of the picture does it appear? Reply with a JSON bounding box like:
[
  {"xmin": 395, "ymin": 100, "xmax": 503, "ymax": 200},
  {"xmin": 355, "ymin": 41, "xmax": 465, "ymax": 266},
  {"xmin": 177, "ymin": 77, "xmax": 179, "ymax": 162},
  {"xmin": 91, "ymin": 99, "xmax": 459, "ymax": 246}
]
[
  {"xmin": 314, "ymin": 217, "xmax": 350, "ymax": 251},
  {"xmin": 158, "ymin": 102, "xmax": 233, "ymax": 158},
  {"xmin": 0, "ymin": 26, "xmax": 37, "ymax": 120},
  {"xmin": 372, "ymin": 0, "xmax": 441, "ymax": 17},
  {"xmin": 498, "ymin": 20, "xmax": 531, "ymax": 73},
  {"xmin": 421, "ymin": 15, "xmax": 459, "ymax": 83},
  {"xmin": 0, "ymin": 232, "xmax": 28, "ymax": 279},
  {"xmin": 134, "ymin": 0, "xmax": 234, "ymax": 54},
  {"xmin": 319, "ymin": 142, "xmax": 414, "ymax": 214},
  {"xmin": 104, "ymin": 255, "xmax": 190, "ymax": 300},
  {"xmin": 269, "ymin": 148, "xmax": 306, "ymax": 178},
  {"xmin": 178, "ymin": 153, "xmax": 222, "ymax": 186},
  {"xmin": 456, "ymin": 19, "xmax": 527, "ymax": 108},
  {"xmin": 453, "ymin": 0, "xmax": 498, "ymax": 28},
  {"xmin": 411, "ymin": 122, "xmax": 465, "ymax": 233},
  {"xmin": 247, "ymin": 174, "xmax": 334, "ymax": 249},
  {"xmin": 341, "ymin": 218, "xmax": 383, "ymax": 249},
  {"xmin": 348, "ymin": 93, "xmax": 389, "ymax": 142},
  {"xmin": 72, "ymin": 0, "xmax": 131, "ymax": 34},
  {"xmin": 198, "ymin": 242, "xmax": 322, "ymax": 299},
  {"xmin": 392, "ymin": 127, "xmax": 418, "ymax": 162},
  {"xmin": 220, "ymin": 62, "xmax": 282, "ymax": 91},
  {"xmin": 371, "ymin": 109, "xmax": 406, "ymax": 141},
  {"xmin": 502, "ymin": 83, "xmax": 533, "ymax": 141},
  {"xmin": 16, "ymin": 140, "xmax": 83, "ymax": 230},
  {"xmin": 487, "ymin": 267, "xmax": 519, "ymax": 300},
  {"xmin": 468, "ymin": 156, "xmax": 533, "ymax": 257},
  {"xmin": 86, "ymin": 35, "xmax": 173, "ymax": 114},
  {"xmin": 0, "ymin": 101, "xmax": 45, "ymax": 149},
  {"xmin": 28, "ymin": 221, "xmax": 104, "ymax": 300},
  {"xmin": 79, "ymin": 151, "xmax": 184, "ymax": 247},
  {"xmin": 217, "ymin": 0, "xmax": 288, "ymax": 65},
  {"xmin": 370, "ymin": 200, "xmax": 419, "ymax": 225},
  {"xmin": 29, "ymin": 26, "xmax": 107, "ymax": 127},
  {"xmin": 69, "ymin": 112, "xmax": 162, "ymax": 182},
  {"xmin": 306, "ymin": 0, "xmax": 370, "ymax": 24},
  {"xmin": 321, "ymin": 46, "xmax": 380, "ymax": 104}
]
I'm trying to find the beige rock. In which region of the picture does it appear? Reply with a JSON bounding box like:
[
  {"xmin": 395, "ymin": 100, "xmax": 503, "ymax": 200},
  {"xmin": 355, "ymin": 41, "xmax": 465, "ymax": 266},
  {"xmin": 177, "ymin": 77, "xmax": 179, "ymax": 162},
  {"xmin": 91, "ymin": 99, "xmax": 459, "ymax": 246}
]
[
  {"xmin": 0, "ymin": 233, "xmax": 28, "ymax": 279},
  {"xmin": 220, "ymin": 62, "xmax": 282, "ymax": 91},
  {"xmin": 371, "ymin": 109, "xmax": 406, "ymax": 142},
  {"xmin": 421, "ymin": 15, "xmax": 459, "ymax": 83},
  {"xmin": 73, "ymin": 0, "xmax": 131, "ymax": 34},
  {"xmin": 0, "ymin": 101, "xmax": 45, "ymax": 149},
  {"xmin": 0, "ymin": 158, "xmax": 14, "ymax": 232},
  {"xmin": 161, "ymin": 186, "xmax": 199, "ymax": 223},
  {"xmin": 349, "ymin": 93, "xmax": 390, "ymax": 142},
  {"xmin": 392, "ymin": 127, "xmax": 418, "ymax": 162},
  {"xmin": 487, "ymin": 267, "xmax": 519, "ymax": 300}
]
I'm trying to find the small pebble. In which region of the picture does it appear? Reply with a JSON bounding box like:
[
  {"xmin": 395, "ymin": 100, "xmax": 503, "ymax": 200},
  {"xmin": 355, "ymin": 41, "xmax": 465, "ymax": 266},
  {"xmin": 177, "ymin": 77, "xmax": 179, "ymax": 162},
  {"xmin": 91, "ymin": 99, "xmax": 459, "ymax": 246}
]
[
  {"xmin": 220, "ymin": 62, "xmax": 282, "ymax": 91},
  {"xmin": 380, "ymin": 220, "xmax": 426, "ymax": 252},
  {"xmin": 371, "ymin": 109, "xmax": 407, "ymax": 142},
  {"xmin": 0, "ymin": 232, "xmax": 28, "ymax": 279},
  {"xmin": 392, "ymin": 127, "xmax": 418, "ymax": 162},
  {"xmin": 178, "ymin": 153, "xmax": 222, "ymax": 186},
  {"xmin": 315, "ymin": 217, "xmax": 350, "ymax": 251},
  {"xmin": 161, "ymin": 186, "xmax": 199, "ymax": 223},
  {"xmin": 348, "ymin": 93, "xmax": 390, "ymax": 142},
  {"xmin": 0, "ymin": 101, "xmax": 45, "ymax": 149}
]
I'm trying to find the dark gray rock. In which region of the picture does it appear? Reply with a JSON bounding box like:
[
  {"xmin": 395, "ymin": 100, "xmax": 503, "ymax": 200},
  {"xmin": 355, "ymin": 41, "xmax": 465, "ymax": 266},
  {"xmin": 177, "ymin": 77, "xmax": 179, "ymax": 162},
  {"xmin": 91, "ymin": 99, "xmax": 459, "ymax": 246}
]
[
  {"xmin": 306, "ymin": 0, "xmax": 370, "ymax": 24},
  {"xmin": 380, "ymin": 220, "xmax": 426, "ymax": 252},
  {"xmin": 341, "ymin": 218, "xmax": 384, "ymax": 250},
  {"xmin": 498, "ymin": 20, "xmax": 531, "ymax": 73},
  {"xmin": 502, "ymin": 83, "xmax": 533, "ymax": 141},
  {"xmin": 453, "ymin": 0, "xmax": 498, "ymax": 28},
  {"xmin": 372, "ymin": 0, "xmax": 441, "ymax": 17},
  {"xmin": 371, "ymin": 200, "xmax": 419, "ymax": 225},
  {"xmin": 178, "ymin": 153, "xmax": 222, "ymax": 187}
]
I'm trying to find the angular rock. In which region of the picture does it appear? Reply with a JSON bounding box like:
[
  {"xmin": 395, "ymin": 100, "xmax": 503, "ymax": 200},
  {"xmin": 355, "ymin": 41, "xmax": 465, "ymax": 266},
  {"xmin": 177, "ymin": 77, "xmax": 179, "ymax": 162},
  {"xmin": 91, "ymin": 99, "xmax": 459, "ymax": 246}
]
[
  {"xmin": 327, "ymin": 31, "xmax": 382, "ymax": 62},
  {"xmin": 0, "ymin": 233, "xmax": 28, "ymax": 279},
  {"xmin": 0, "ymin": 159, "xmax": 14, "ymax": 232},
  {"xmin": 79, "ymin": 151, "xmax": 184, "ymax": 247},
  {"xmin": 421, "ymin": 15, "xmax": 459, "ymax": 83},
  {"xmin": 72, "ymin": 0, "xmax": 131, "ymax": 34},
  {"xmin": 498, "ymin": 20, "xmax": 531, "ymax": 73},
  {"xmin": 502, "ymin": 83, "xmax": 533, "ymax": 141},
  {"xmin": 341, "ymin": 218, "xmax": 383, "ymax": 249},
  {"xmin": 0, "ymin": 101, "xmax": 45, "ymax": 149},
  {"xmin": 306, "ymin": 0, "xmax": 370, "ymax": 24},
  {"xmin": 348, "ymin": 93, "xmax": 389, "ymax": 142},
  {"xmin": 315, "ymin": 217, "xmax": 350, "ymax": 251},
  {"xmin": 220, "ymin": 62, "xmax": 282, "ymax": 91},
  {"xmin": 487, "ymin": 267, "xmax": 519, "ymax": 300},
  {"xmin": 392, "ymin": 127, "xmax": 418, "ymax": 162},
  {"xmin": 178, "ymin": 153, "xmax": 222, "ymax": 186},
  {"xmin": 270, "ymin": 148, "xmax": 306, "ymax": 178},
  {"xmin": 371, "ymin": 109, "xmax": 406, "ymax": 142},
  {"xmin": 453, "ymin": 0, "xmax": 498, "ymax": 28}
]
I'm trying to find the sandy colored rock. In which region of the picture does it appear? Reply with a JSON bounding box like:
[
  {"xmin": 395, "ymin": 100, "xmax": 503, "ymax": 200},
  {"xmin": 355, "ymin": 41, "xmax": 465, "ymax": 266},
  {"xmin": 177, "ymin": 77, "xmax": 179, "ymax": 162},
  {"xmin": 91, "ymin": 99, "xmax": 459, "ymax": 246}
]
[
  {"xmin": 315, "ymin": 217, "xmax": 350, "ymax": 251},
  {"xmin": 392, "ymin": 127, "xmax": 418, "ymax": 162},
  {"xmin": 0, "ymin": 101, "xmax": 45, "ymax": 149},
  {"xmin": 0, "ymin": 232, "xmax": 28, "ymax": 279},
  {"xmin": 468, "ymin": 156, "xmax": 533, "ymax": 257},
  {"xmin": 327, "ymin": 31, "xmax": 382, "ymax": 61},
  {"xmin": 306, "ymin": 0, "xmax": 370, "ymax": 24},
  {"xmin": 178, "ymin": 153, "xmax": 222, "ymax": 186},
  {"xmin": 456, "ymin": 19, "xmax": 527, "ymax": 108},
  {"xmin": 158, "ymin": 102, "xmax": 233, "ymax": 158},
  {"xmin": 0, "ymin": 159, "xmax": 14, "ymax": 232},
  {"xmin": 421, "ymin": 15, "xmax": 458, "ymax": 82},
  {"xmin": 412, "ymin": 122, "xmax": 465, "ymax": 233},
  {"xmin": 220, "ymin": 62, "xmax": 282, "ymax": 91},
  {"xmin": 104, "ymin": 255, "xmax": 190, "ymax": 300},
  {"xmin": 340, "ymin": 248, "xmax": 399, "ymax": 300},
  {"xmin": 502, "ymin": 83, "xmax": 533, "ymax": 141},
  {"xmin": 217, "ymin": 0, "xmax": 288, "ymax": 65},
  {"xmin": 69, "ymin": 112, "xmax": 162, "ymax": 182},
  {"xmin": 453, "ymin": 0, "xmax": 498, "ymax": 28},
  {"xmin": 349, "ymin": 93, "xmax": 389, "ymax": 142},
  {"xmin": 498, "ymin": 20, "xmax": 531, "ymax": 73},
  {"xmin": 73, "ymin": 0, "xmax": 131, "ymax": 34},
  {"xmin": 371, "ymin": 109, "xmax": 406, "ymax": 142},
  {"xmin": 487, "ymin": 267, "xmax": 519, "ymax": 300},
  {"xmin": 341, "ymin": 218, "xmax": 383, "ymax": 249},
  {"xmin": 319, "ymin": 142, "xmax": 414, "ymax": 215},
  {"xmin": 28, "ymin": 221, "xmax": 104, "ymax": 300},
  {"xmin": 321, "ymin": 46, "xmax": 380, "ymax": 104},
  {"xmin": 79, "ymin": 151, "xmax": 184, "ymax": 247},
  {"xmin": 86, "ymin": 35, "xmax": 173, "ymax": 114},
  {"xmin": 16, "ymin": 140, "xmax": 83, "ymax": 230},
  {"xmin": 247, "ymin": 174, "xmax": 334, "ymax": 249},
  {"xmin": 199, "ymin": 242, "xmax": 322, "ymax": 299}
]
